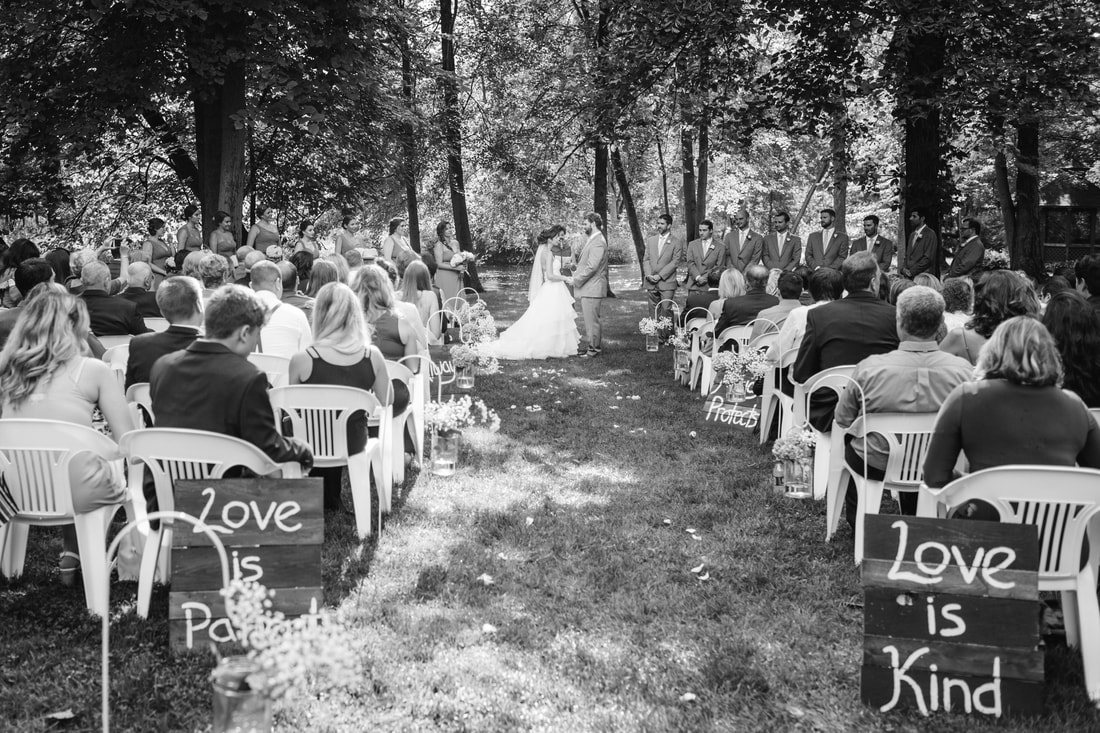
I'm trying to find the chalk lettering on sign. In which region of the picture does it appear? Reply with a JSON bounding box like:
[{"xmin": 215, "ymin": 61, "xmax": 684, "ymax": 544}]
[
  {"xmin": 195, "ymin": 486, "xmax": 303, "ymax": 536},
  {"xmin": 703, "ymin": 395, "xmax": 760, "ymax": 429},
  {"xmin": 886, "ymin": 519, "xmax": 1017, "ymax": 589},
  {"xmin": 183, "ymin": 601, "xmax": 238, "ymax": 648},
  {"xmin": 430, "ymin": 360, "xmax": 456, "ymax": 377},
  {"xmin": 231, "ymin": 550, "xmax": 264, "ymax": 582},
  {"xmin": 880, "ymin": 646, "xmax": 1003, "ymax": 716},
  {"xmin": 924, "ymin": 596, "xmax": 966, "ymax": 638}
]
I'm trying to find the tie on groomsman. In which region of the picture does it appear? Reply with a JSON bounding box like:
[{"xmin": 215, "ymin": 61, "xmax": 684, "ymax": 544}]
[
  {"xmin": 761, "ymin": 211, "xmax": 801, "ymax": 271},
  {"xmin": 804, "ymin": 208, "xmax": 850, "ymax": 270},
  {"xmin": 849, "ymin": 214, "xmax": 895, "ymax": 271},
  {"xmin": 903, "ymin": 207, "xmax": 938, "ymax": 278},
  {"xmin": 686, "ymin": 219, "xmax": 726, "ymax": 291},
  {"xmin": 723, "ymin": 209, "xmax": 764, "ymax": 271},
  {"xmin": 643, "ymin": 213, "xmax": 686, "ymax": 321}
]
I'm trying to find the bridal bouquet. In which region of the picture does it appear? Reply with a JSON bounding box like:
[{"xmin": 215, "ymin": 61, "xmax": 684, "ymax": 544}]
[
  {"xmin": 449, "ymin": 342, "xmax": 501, "ymax": 375},
  {"xmin": 982, "ymin": 248, "xmax": 1009, "ymax": 270},
  {"xmin": 772, "ymin": 427, "xmax": 816, "ymax": 460},
  {"xmin": 713, "ymin": 348, "xmax": 771, "ymax": 387},
  {"xmin": 450, "ymin": 250, "xmax": 476, "ymax": 268},
  {"xmin": 220, "ymin": 579, "xmax": 359, "ymax": 701},
  {"xmin": 425, "ymin": 395, "xmax": 501, "ymax": 433},
  {"xmin": 638, "ymin": 316, "xmax": 672, "ymax": 336}
]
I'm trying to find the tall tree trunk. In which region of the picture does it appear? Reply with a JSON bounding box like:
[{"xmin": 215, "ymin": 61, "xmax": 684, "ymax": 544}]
[
  {"xmin": 830, "ymin": 122, "xmax": 848, "ymax": 230},
  {"xmin": 439, "ymin": 0, "xmax": 482, "ymax": 290},
  {"xmin": 695, "ymin": 117, "xmax": 709, "ymax": 227},
  {"xmin": 611, "ymin": 146, "xmax": 645, "ymax": 277},
  {"xmin": 218, "ymin": 61, "xmax": 247, "ymax": 243},
  {"xmin": 1014, "ymin": 118, "xmax": 1043, "ymax": 278},
  {"xmin": 681, "ymin": 123, "xmax": 697, "ymax": 244},
  {"xmin": 992, "ymin": 149, "xmax": 1016, "ymax": 252},
  {"xmin": 656, "ymin": 137, "xmax": 670, "ymax": 216},
  {"xmin": 593, "ymin": 139, "xmax": 609, "ymax": 231},
  {"xmin": 401, "ymin": 34, "xmax": 421, "ymax": 252}
]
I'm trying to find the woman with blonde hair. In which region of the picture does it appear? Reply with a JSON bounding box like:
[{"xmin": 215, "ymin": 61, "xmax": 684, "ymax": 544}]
[
  {"xmin": 708, "ymin": 268, "xmax": 747, "ymax": 319},
  {"xmin": 923, "ymin": 316, "xmax": 1100, "ymax": 500},
  {"xmin": 306, "ymin": 258, "xmax": 341, "ymax": 297},
  {"xmin": 398, "ymin": 259, "xmax": 442, "ymax": 343},
  {"xmin": 0, "ymin": 288, "xmax": 133, "ymax": 584},
  {"xmin": 323, "ymin": 252, "xmax": 350, "ymax": 284},
  {"xmin": 352, "ymin": 264, "xmax": 418, "ymax": 412},
  {"xmin": 289, "ymin": 282, "xmax": 391, "ymax": 512}
]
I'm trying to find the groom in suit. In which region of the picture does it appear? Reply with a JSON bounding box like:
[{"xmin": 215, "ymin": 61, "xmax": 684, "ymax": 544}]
[
  {"xmin": 567, "ymin": 212, "xmax": 609, "ymax": 358},
  {"xmin": 686, "ymin": 220, "xmax": 725, "ymax": 291},
  {"xmin": 643, "ymin": 213, "xmax": 684, "ymax": 326}
]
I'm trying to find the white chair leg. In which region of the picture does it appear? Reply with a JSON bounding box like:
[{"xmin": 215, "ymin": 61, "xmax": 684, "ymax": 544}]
[
  {"xmin": 827, "ymin": 467, "xmax": 850, "ymax": 542},
  {"xmin": 1064, "ymin": 589, "xmax": 1081, "ymax": 649},
  {"xmin": 136, "ymin": 527, "xmax": 163, "ymax": 619},
  {"xmin": 346, "ymin": 453, "xmax": 373, "ymax": 540},
  {"xmin": 0, "ymin": 522, "xmax": 29, "ymax": 578},
  {"xmin": 73, "ymin": 510, "xmax": 112, "ymax": 616},
  {"xmin": 391, "ymin": 415, "xmax": 407, "ymax": 488},
  {"xmin": 825, "ymin": 430, "xmax": 846, "ymax": 503},
  {"xmin": 856, "ymin": 482, "xmax": 887, "ymax": 566},
  {"xmin": 1073, "ymin": 570, "xmax": 1100, "ymax": 703},
  {"xmin": 812, "ymin": 432, "xmax": 831, "ymax": 500}
]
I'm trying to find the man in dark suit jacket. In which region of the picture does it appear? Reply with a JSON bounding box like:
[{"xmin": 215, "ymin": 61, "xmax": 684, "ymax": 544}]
[
  {"xmin": 849, "ymin": 214, "xmax": 895, "ymax": 271},
  {"xmin": 723, "ymin": 209, "xmax": 764, "ymax": 271},
  {"xmin": 944, "ymin": 217, "xmax": 986, "ymax": 279},
  {"xmin": 714, "ymin": 265, "xmax": 779, "ymax": 334},
  {"xmin": 805, "ymin": 208, "xmax": 850, "ymax": 270},
  {"xmin": 125, "ymin": 276, "xmax": 203, "ymax": 388},
  {"xmin": 81, "ymin": 261, "xmax": 148, "ymax": 336},
  {"xmin": 793, "ymin": 251, "xmax": 900, "ymax": 431},
  {"xmin": 117, "ymin": 262, "xmax": 163, "ymax": 319},
  {"xmin": 762, "ymin": 211, "xmax": 801, "ymax": 271},
  {"xmin": 150, "ymin": 284, "xmax": 312, "ymax": 468},
  {"xmin": 903, "ymin": 207, "xmax": 938, "ymax": 278},
  {"xmin": 0, "ymin": 258, "xmax": 106, "ymax": 356}
]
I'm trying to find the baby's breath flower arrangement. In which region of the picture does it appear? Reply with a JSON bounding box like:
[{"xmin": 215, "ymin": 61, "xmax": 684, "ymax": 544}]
[
  {"xmin": 638, "ymin": 316, "xmax": 672, "ymax": 336},
  {"xmin": 457, "ymin": 301, "xmax": 498, "ymax": 343},
  {"xmin": 772, "ymin": 427, "xmax": 816, "ymax": 461},
  {"xmin": 449, "ymin": 342, "xmax": 500, "ymax": 375},
  {"xmin": 219, "ymin": 579, "xmax": 359, "ymax": 701},
  {"xmin": 713, "ymin": 348, "xmax": 771, "ymax": 387},
  {"xmin": 425, "ymin": 395, "xmax": 501, "ymax": 434},
  {"xmin": 666, "ymin": 330, "xmax": 692, "ymax": 350}
]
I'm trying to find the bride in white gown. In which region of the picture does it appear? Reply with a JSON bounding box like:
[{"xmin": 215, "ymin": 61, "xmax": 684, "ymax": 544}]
[{"xmin": 482, "ymin": 226, "xmax": 581, "ymax": 359}]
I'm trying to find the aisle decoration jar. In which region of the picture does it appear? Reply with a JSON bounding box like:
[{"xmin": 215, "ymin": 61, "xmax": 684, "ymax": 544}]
[
  {"xmin": 666, "ymin": 330, "xmax": 692, "ymax": 384},
  {"xmin": 448, "ymin": 343, "xmax": 500, "ymax": 391},
  {"xmin": 771, "ymin": 428, "xmax": 816, "ymax": 499},
  {"xmin": 638, "ymin": 316, "xmax": 672, "ymax": 351},
  {"xmin": 712, "ymin": 348, "xmax": 771, "ymax": 402},
  {"xmin": 424, "ymin": 395, "xmax": 501, "ymax": 476}
]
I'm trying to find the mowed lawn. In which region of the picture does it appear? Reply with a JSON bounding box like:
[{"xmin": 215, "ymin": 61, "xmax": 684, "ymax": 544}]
[{"xmin": 1, "ymin": 265, "xmax": 1098, "ymax": 732}]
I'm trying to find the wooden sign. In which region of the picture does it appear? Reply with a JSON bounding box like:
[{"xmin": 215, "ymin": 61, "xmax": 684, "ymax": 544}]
[
  {"xmin": 168, "ymin": 478, "xmax": 323, "ymax": 652},
  {"xmin": 703, "ymin": 393, "xmax": 761, "ymax": 432},
  {"xmin": 861, "ymin": 516, "xmax": 1042, "ymax": 717}
]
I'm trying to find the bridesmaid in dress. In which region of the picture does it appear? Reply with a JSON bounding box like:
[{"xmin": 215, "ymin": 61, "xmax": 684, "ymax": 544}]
[
  {"xmin": 208, "ymin": 210, "xmax": 237, "ymax": 266},
  {"xmin": 246, "ymin": 205, "xmax": 282, "ymax": 255},
  {"xmin": 432, "ymin": 220, "xmax": 464, "ymax": 306},
  {"xmin": 141, "ymin": 218, "xmax": 174, "ymax": 285},
  {"xmin": 176, "ymin": 204, "xmax": 203, "ymax": 253},
  {"xmin": 294, "ymin": 220, "xmax": 320, "ymax": 257},
  {"xmin": 382, "ymin": 217, "xmax": 417, "ymax": 275},
  {"xmin": 335, "ymin": 214, "xmax": 358, "ymax": 256}
]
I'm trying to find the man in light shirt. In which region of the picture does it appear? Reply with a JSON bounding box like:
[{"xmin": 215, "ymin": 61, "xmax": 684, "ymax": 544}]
[
  {"xmin": 724, "ymin": 209, "xmax": 764, "ymax": 272},
  {"xmin": 642, "ymin": 213, "xmax": 684, "ymax": 325},
  {"xmin": 805, "ymin": 208, "xmax": 849, "ymax": 270},
  {"xmin": 849, "ymin": 215, "xmax": 895, "ymax": 271},
  {"xmin": 762, "ymin": 211, "xmax": 801, "ymax": 271},
  {"xmin": 249, "ymin": 260, "xmax": 311, "ymax": 358}
]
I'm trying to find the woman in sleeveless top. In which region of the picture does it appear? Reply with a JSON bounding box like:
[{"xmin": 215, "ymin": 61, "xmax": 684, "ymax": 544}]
[
  {"xmin": 334, "ymin": 214, "xmax": 358, "ymax": 256},
  {"xmin": 209, "ymin": 209, "xmax": 238, "ymax": 266},
  {"xmin": 353, "ymin": 263, "xmax": 419, "ymax": 421},
  {"xmin": 940, "ymin": 271, "xmax": 1038, "ymax": 365},
  {"xmin": 0, "ymin": 289, "xmax": 133, "ymax": 584},
  {"xmin": 142, "ymin": 217, "xmax": 175, "ymax": 285},
  {"xmin": 176, "ymin": 204, "xmax": 204, "ymax": 253},
  {"xmin": 397, "ymin": 260, "xmax": 442, "ymax": 343},
  {"xmin": 432, "ymin": 220, "xmax": 464, "ymax": 306},
  {"xmin": 294, "ymin": 219, "xmax": 320, "ymax": 257},
  {"xmin": 246, "ymin": 205, "xmax": 283, "ymax": 254},
  {"xmin": 290, "ymin": 283, "xmax": 391, "ymax": 512}
]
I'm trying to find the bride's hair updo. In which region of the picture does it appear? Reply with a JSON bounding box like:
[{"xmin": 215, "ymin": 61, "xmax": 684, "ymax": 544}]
[{"xmin": 536, "ymin": 225, "xmax": 563, "ymax": 246}]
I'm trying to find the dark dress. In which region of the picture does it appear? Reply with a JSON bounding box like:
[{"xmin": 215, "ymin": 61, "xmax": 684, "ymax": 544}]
[
  {"xmin": 301, "ymin": 347, "xmax": 377, "ymax": 510},
  {"xmin": 372, "ymin": 312, "xmax": 410, "ymax": 414}
]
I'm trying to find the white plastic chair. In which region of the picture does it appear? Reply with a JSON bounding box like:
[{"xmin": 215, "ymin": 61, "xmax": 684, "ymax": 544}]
[
  {"xmin": 834, "ymin": 412, "xmax": 938, "ymax": 563},
  {"xmin": 792, "ymin": 365, "xmax": 855, "ymax": 500},
  {"xmin": 1090, "ymin": 408, "xmax": 1100, "ymax": 427},
  {"xmin": 397, "ymin": 353, "xmax": 427, "ymax": 468},
  {"xmin": 741, "ymin": 318, "xmax": 779, "ymax": 350},
  {"xmin": 0, "ymin": 419, "xmax": 127, "ymax": 616},
  {"xmin": 117, "ymin": 428, "xmax": 304, "ymax": 618},
  {"xmin": 247, "ymin": 352, "xmax": 291, "ymax": 388},
  {"xmin": 917, "ymin": 465, "xmax": 1100, "ymax": 704},
  {"xmin": 683, "ymin": 307, "xmax": 713, "ymax": 389},
  {"xmin": 144, "ymin": 317, "xmax": 170, "ymax": 333},
  {"xmin": 693, "ymin": 321, "xmax": 717, "ymax": 394},
  {"xmin": 269, "ymin": 385, "xmax": 385, "ymax": 540},
  {"xmin": 97, "ymin": 334, "xmax": 132, "ymax": 350},
  {"xmin": 102, "ymin": 344, "xmax": 130, "ymax": 388},
  {"xmin": 385, "ymin": 361, "xmax": 420, "ymax": 490},
  {"xmin": 759, "ymin": 347, "xmax": 799, "ymax": 446},
  {"xmin": 125, "ymin": 382, "xmax": 153, "ymax": 427},
  {"xmin": 701, "ymin": 324, "xmax": 751, "ymax": 396}
]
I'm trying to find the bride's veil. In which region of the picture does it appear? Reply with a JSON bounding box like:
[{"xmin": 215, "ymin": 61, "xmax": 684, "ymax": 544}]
[{"xmin": 527, "ymin": 243, "xmax": 547, "ymax": 303}]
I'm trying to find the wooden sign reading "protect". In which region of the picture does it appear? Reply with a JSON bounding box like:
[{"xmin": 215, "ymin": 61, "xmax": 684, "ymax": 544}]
[
  {"xmin": 861, "ymin": 515, "xmax": 1042, "ymax": 718},
  {"xmin": 168, "ymin": 478, "xmax": 323, "ymax": 652}
]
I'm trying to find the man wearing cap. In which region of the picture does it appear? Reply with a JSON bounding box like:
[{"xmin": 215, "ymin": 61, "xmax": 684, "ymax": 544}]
[{"xmin": 723, "ymin": 209, "xmax": 764, "ymax": 272}]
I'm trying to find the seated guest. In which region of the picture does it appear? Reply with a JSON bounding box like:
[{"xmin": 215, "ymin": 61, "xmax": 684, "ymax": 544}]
[
  {"xmin": 1041, "ymin": 290, "xmax": 1100, "ymax": 408},
  {"xmin": 117, "ymin": 262, "xmax": 163, "ymax": 318},
  {"xmin": 374, "ymin": 258, "xmax": 428, "ymax": 350},
  {"xmin": 1041, "ymin": 275, "xmax": 1071, "ymax": 302},
  {"xmin": 398, "ymin": 260, "xmax": 442, "ymax": 343},
  {"xmin": 249, "ymin": 260, "xmax": 312, "ymax": 358},
  {"xmin": 940, "ymin": 277, "xmax": 973, "ymax": 332},
  {"xmin": 150, "ymin": 285, "xmax": 313, "ymax": 468},
  {"xmin": 81, "ymin": 261, "xmax": 148, "ymax": 336},
  {"xmin": 752, "ymin": 271, "xmax": 804, "ymax": 339},
  {"xmin": 45, "ymin": 247, "xmax": 72, "ymax": 285},
  {"xmin": 323, "ymin": 253, "xmax": 351, "ymax": 284},
  {"xmin": 765, "ymin": 267, "xmax": 783, "ymax": 298},
  {"xmin": 352, "ymin": 264, "xmax": 418, "ymax": 415},
  {"xmin": 793, "ymin": 265, "xmax": 814, "ymax": 305},
  {"xmin": 306, "ymin": 259, "xmax": 340, "ymax": 297},
  {"xmin": 768, "ymin": 267, "xmax": 844, "ymax": 361},
  {"xmin": 888, "ymin": 278, "xmax": 914, "ymax": 305},
  {"xmin": 0, "ymin": 238, "xmax": 40, "ymax": 307},
  {"xmin": 703, "ymin": 269, "xmax": 746, "ymax": 320},
  {"xmin": 278, "ymin": 261, "xmax": 315, "ymax": 320},
  {"xmin": 834, "ymin": 286, "xmax": 973, "ymax": 525},
  {"xmin": 714, "ymin": 264, "xmax": 779, "ymax": 333},
  {"xmin": 0, "ymin": 262, "xmax": 107, "ymax": 357},
  {"xmin": 289, "ymin": 251, "xmax": 315, "ymax": 294},
  {"xmin": 684, "ymin": 269, "xmax": 722, "ymax": 322},
  {"xmin": 793, "ymin": 252, "xmax": 899, "ymax": 431},
  {"xmin": 289, "ymin": 282, "xmax": 392, "ymax": 512},
  {"xmin": 1075, "ymin": 254, "xmax": 1100, "ymax": 312},
  {"xmin": 198, "ymin": 253, "xmax": 229, "ymax": 301},
  {"xmin": 0, "ymin": 290, "xmax": 133, "ymax": 583},
  {"xmin": 68, "ymin": 247, "xmax": 129, "ymax": 296},
  {"xmin": 234, "ymin": 249, "xmax": 268, "ymax": 286},
  {"xmin": 345, "ymin": 249, "xmax": 364, "ymax": 270},
  {"xmin": 923, "ymin": 317, "xmax": 1100, "ymax": 515},
  {"xmin": 913, "ymin": 273, "xmax": 942, "ymax": 292},
  {"xmin": 180, "ymin": 250, "xmax": 206, "ymax": 280},
  {"xmin": 125, "ymin": 276, "xmax": 203, "ymax": 389},
  {"xmin": 232, "ymin": 245, "xmax": 254, "ymax": 280},
  {"xmin": 940, "ymin": 270, "xmax": 1039, "ymax": 365}
]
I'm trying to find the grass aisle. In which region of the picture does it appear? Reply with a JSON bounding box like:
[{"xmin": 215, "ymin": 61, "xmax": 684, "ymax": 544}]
[{"xmin": 1, "ymin": 268, "xmax": 1097, "ymax": 731}]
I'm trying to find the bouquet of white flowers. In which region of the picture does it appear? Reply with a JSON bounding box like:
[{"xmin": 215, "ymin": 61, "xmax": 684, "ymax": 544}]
[
  {"xmin": 713, "ymin": 348, "xmax": 771, "ymax": 387},
  {"xmin": 449, "ymin": 342, "xmax": 501, "ymax": 375},
  {"xmin": 772, "ymin": 427, "xmax": 816, "ymax": 460},
  {"xmin": 638, "ymin": 317, "xmax": 672, "ymax": 336},
  {"xmin": 457, "ymin": 301, "xmax": 498, "ymax": 343},
  {"xmin": 425, "ymin": 395, "xmax": 502, "ymax": 433},
  {"xmin": 666, "ymin": 330, "xmax": 692, "ymax": 350},
  {"xmin": 450, "ymin": 250, "xmax": 476, "ymax": 268}
]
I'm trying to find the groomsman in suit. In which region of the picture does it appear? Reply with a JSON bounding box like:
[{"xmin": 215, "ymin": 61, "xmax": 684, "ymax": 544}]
[
  {"xmin": 643, "ymin": 214, "xmax": 685, "ymax": 324},
  {"xmin": 849, "ymin": 215, "xmax": 895, "ymax": 271},
  {"xmin": 686, "ymin": 219, "xmax": 725, "ymax": 291},
  {"xmin": 567, "ymin": 212, "xmax": 610, "ymax": 357},
  {"xmin": 723, "ymin": 209, "xmax": 764, "ymax": 271},
  {"xmin": 944, "ymin": 217, "xmax": 985, "ymax": 279},
  {"xmin": 762, "ymin": 211, "xmax": 801, "ymax": 271},
  {"xmin": 902, "ymin": 207, "xmax": 938, "ymax": 278},
  {"xmin": 805, "ymin": 208, "xmax": 849, "ymax": 270}
]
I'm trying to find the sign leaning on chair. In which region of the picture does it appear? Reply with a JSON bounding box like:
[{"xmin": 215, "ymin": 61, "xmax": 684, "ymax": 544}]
[
  {"xmin": 168, "ymin": 478, "xmax": 324, "ymax": 652},
  {"xmin": 861, "ymin": 515, "xmax": 1043, "ymax": 717}
]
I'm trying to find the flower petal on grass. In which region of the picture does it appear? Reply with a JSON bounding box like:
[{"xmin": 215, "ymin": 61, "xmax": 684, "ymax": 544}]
[
  {"xmin": 690, "ymin": 564, "xmax": 704, "ymax": 574},
  {"xmin": 691, "ymin": 534, "xmax": 702, "ymax": 541},
  {"xmin": 698, "ymin": 572, "xmax": 711, "ymax": 581},
  {"xmin": 662, "ymin": 519, "xmax": 672, "ymax": 525},
  {"xmin": 525, "ymin": 516, "xmax": 534, "ymax": 527},
  {"xmin": 476, "ymin": 573, "xmax": 494, "ymax": 585},
  {"xmin": 482, "ymin": 623, "xmax": 498, "ymax": 634},
  {"xmin": 689, "ymin": 431, "xmax": 697, "ymax": 438},
  {"xmin": 686, "ymin": 528, "xmax": 696, "ymax": 534},
  {"xmin": 679, "ymin": 692, "xmax": 697, "ymax": 702}
]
